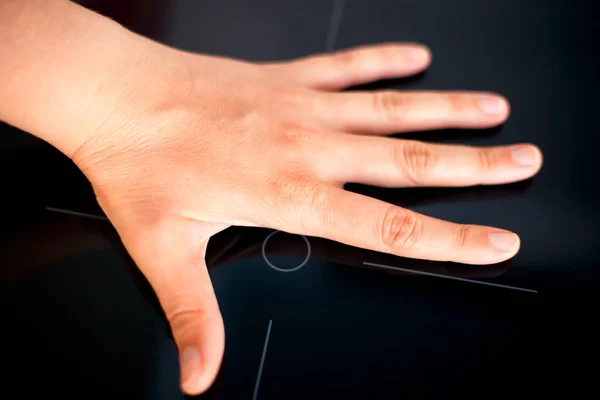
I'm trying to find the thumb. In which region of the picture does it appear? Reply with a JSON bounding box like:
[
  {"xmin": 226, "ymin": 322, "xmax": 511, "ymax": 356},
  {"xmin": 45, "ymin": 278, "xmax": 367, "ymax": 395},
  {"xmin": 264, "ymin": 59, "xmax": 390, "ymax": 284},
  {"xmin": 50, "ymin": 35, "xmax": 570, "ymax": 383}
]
[{"xmin": 122, "ymin": 218, "xmax": 227, "ymax": 395}]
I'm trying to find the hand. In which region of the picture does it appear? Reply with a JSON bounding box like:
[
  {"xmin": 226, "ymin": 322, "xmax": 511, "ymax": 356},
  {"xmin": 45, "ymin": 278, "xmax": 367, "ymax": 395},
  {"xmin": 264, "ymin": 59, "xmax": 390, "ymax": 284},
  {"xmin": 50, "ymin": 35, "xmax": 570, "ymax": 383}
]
[{"xmin": 70, "ymin": 41, "xmax": 542, "ymax": 394}]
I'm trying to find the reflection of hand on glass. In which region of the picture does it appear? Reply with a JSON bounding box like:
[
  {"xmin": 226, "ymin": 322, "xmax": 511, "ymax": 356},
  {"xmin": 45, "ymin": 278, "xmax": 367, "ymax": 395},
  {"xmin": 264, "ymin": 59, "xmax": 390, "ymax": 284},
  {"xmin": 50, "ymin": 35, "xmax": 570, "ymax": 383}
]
[{"xmin": 1, "ymin": 1, "xmax": 543, "ymax": 395}]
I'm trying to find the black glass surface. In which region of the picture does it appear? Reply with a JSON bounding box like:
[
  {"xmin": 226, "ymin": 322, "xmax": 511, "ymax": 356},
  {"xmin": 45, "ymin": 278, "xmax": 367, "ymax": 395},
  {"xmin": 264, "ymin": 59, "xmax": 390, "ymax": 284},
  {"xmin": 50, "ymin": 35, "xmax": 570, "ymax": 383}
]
[{"xmin": 1, "ymin": 0, "xmax": 598, "ymax": 398}]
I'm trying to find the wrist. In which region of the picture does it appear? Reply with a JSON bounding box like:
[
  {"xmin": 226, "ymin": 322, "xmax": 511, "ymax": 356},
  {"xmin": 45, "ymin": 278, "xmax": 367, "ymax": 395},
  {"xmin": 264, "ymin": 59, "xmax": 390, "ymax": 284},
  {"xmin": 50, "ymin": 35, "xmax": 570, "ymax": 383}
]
[{"xmin": 0, "ymin": 0, "xmax": 176, "ymax": 160}]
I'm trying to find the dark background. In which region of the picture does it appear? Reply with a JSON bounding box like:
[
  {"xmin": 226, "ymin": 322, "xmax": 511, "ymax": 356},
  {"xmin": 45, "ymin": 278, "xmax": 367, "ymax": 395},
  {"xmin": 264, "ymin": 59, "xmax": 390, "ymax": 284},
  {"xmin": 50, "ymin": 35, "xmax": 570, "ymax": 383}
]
[{"xmin": 1, "ymin": 0, "xmax": 598, "ymax": 399}]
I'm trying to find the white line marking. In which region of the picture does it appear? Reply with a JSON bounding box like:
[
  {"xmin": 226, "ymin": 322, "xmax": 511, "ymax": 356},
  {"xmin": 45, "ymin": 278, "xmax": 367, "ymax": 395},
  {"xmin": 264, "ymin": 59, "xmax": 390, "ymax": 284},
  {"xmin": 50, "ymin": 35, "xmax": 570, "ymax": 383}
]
[
  {"xmin": 325, "ymin": 0, "xmax": 346, "ymax": 52},
  {"xmin": 209, "ymin": 232, "xmax": 241, "ymax": 265},
  {"xmin": 252, "ymin": 319, "xmax": 273, "ymax": 400},
  {"xmin": 45, "ymin": 206, "xmax": 108, "ymax": 221},
  {"xmin": 262, "ymin": 230, "xmax": 311, "ymax": 272},
  {"xmin": 363, "ymin": 262, "xmax": 538, "ymax": 293}
]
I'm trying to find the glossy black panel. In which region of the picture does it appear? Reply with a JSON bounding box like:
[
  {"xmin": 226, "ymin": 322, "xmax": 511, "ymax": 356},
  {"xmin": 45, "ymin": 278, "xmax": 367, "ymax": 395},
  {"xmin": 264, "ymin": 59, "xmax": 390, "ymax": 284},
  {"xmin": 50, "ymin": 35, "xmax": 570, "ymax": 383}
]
[
  {"xmin": 79, "ymin": 0, "xmax": 334, "ymax": 60},
  {"xmin": 334, "ymin": 0, "xmax": 600, "ymax": 267},
  {"xmin": 1, "ymin": 0, "xmax": 598, "ymax": 399}
]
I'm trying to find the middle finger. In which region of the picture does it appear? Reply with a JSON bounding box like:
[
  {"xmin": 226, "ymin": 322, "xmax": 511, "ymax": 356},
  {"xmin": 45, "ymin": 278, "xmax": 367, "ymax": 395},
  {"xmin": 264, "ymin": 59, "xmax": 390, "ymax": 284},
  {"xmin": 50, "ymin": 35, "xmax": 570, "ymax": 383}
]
[{"xmin": 314, "ymin": 133, "xmax": 542, "ymax": 187}]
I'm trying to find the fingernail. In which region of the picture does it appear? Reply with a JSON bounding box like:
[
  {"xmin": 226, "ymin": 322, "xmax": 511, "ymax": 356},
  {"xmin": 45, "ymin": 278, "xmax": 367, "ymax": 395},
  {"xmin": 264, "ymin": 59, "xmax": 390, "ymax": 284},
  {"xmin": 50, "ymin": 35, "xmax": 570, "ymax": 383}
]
[
  {"xmin": 407, "ymin": 47, "xmax": 429, "ymax": 61},
  {"xmin": 512, "ymin": 145, "xmax": 539, "ymax": 166},
  {"xmin": 478, "ymin": 97, "xmax": 504, "ymax": 115},
  {"xmin": 488, "ymin": 231, "xmax": 519, "ymax": 252},
  {"xmin": 180, "ymin": 347, "xmax": 201, "ymax": 386}
]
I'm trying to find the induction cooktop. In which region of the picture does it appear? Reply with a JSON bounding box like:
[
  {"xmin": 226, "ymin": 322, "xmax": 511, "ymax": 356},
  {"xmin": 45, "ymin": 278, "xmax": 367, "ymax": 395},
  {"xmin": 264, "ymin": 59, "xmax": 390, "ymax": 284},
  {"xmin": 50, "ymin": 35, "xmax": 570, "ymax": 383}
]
[{"xmin": 1, "ymin": 0, "xmax": 598, "ymax": 399}]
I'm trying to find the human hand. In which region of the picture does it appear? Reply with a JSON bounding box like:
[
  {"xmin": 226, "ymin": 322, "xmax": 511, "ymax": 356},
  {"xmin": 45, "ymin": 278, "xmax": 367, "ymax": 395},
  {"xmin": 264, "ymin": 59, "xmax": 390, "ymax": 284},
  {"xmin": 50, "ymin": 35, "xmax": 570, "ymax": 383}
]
[{"xmin": 67, "ymin": 37, "xmax": 542, "ymax": 393}]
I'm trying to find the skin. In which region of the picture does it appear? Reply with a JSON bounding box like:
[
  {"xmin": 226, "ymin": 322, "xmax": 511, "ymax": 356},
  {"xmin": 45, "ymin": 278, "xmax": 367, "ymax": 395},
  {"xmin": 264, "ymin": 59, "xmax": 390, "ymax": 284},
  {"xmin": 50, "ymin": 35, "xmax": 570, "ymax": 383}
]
[{"xmin": 0, "ymin": 0, "xmax": 543, "ymax": 395}]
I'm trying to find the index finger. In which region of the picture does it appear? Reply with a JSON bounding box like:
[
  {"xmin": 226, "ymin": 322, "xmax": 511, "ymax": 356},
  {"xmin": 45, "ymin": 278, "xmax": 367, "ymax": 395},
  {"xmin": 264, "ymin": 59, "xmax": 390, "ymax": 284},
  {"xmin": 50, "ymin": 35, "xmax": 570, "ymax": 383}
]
[{"xmin": 282, "ymin": 183, "xmax": 520, "ymax": 265}]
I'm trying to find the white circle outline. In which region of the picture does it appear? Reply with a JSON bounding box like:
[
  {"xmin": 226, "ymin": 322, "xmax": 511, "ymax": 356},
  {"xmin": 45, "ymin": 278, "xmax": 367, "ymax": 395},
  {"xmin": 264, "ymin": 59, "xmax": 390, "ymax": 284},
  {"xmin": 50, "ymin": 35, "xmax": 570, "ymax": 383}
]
[{"xmin": 261, "ymin": 230, "xmax": 311, "ymax": 272}]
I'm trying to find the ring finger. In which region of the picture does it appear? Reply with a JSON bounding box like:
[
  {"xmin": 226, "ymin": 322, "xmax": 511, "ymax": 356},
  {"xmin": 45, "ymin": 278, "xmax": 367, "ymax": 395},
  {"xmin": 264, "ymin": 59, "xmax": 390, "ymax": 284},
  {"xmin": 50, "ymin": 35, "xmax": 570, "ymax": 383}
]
[{"xmin": 314, "ymin": 90, "xmax": 510, "ymax": 134}]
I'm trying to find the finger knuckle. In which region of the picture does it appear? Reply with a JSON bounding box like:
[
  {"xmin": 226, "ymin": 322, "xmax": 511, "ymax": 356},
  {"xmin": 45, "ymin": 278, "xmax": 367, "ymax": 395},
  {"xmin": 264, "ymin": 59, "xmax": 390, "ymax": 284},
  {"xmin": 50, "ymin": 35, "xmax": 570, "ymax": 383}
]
[
  {"xmin": 395, "ymin": 140, "xmax": 438, "ymax": 186},
  {"xmin": 268, "ymin": 86, "xmax": 306, "ymax": 108},
  {"xmin": 272, "ymin": 123, "xmax": 323, "ymax": 150},
  {"xmin": 269, "ymin": 174, "xmax": 328, "ymax": 229},
  {"xmin": 373, "ymin": 90, "xmax": 408, "ymax": 122},
  {"xmin": 379, "ymin": 207, "xmax": 422, "ymax": 250},
  {"xmin": 454, "ymin": 224, "xmax": 471, "ymax": 249},
  {"xmin": 336, "ymin": 47, "xmax": 382, "ymax": 71},
  {"xmin": 270, "ymin": 173, "xmax": 318, "ymax": 205},
  {"xmin": 165, "ymin": 296, "xmax": 213, "ymax": 331},
  {"xmin": 447, "ymin": 93, "xmax": 475, "ymax": 114},
  {"xmin": 477, "ymin": 149, "xmax": 497, "ymax": 173},
  {"xmin": 304, "ymin": 182, "xmax": 336, "ymax": 228},
  {"xmin": 333, "ymin": 48, "xmax": 361, "ymax": 65}
]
